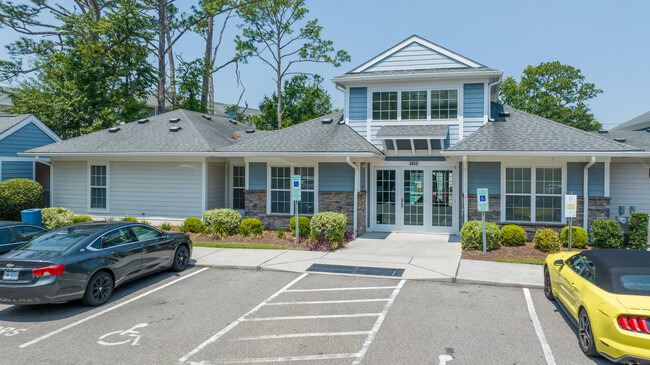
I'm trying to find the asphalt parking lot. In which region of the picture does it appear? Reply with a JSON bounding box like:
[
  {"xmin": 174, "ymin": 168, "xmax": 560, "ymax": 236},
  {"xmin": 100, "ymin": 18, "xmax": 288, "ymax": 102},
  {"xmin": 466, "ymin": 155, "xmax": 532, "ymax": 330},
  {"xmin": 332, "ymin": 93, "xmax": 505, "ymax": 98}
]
[{"xmin": 0, "ymin": 266, "xmax": 613, "ymax": 364}]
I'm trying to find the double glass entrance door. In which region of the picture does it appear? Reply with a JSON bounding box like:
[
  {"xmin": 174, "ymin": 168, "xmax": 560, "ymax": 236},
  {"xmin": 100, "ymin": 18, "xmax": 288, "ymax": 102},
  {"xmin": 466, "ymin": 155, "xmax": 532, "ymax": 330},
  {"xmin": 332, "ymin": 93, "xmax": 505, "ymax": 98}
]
[{"xmin": 374, "ymin": 167, "xmax": 456, "ymax": 233}]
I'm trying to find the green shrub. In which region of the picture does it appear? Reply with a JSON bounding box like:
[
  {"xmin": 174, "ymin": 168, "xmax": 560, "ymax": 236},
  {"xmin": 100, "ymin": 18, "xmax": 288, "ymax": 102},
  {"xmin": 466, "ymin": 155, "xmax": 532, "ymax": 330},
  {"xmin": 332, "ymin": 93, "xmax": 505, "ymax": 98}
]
[
  {"xmin": 180, "ymin": 217, "xmax": 205, "ymax": 233},
  {"xmin": 560, "ymin": 226, "xmax": 588, "ymax": 249},
  {"xmin": 533, "ymin": 229, "xmax": 561, "ymax": 253},
  {"xmin": 241, "ymin": 218, "xmax": 264, "ymax": 237},
  {"xmin": 276, "ymin": 229, "xmax": 286, "ymax": 239},
  {"xmin": 460, "ymin": 220, "xmax": 500, "ymax": 251},
  {"xmin": 239, "ymin": 225, "xmax": 250, "ymax": 237},
  {"xmin": 41, "ymin": 207, "xmax": 74, "ymax": 229},
  {"xmin": 122, "ymin": 217, "xmax": 139, "ymax": 222},
  {"xmin": 139, "ymin": 219, "xmax": 151, "ymax": 225},
  {"xmin": 203, "ymin": 209, "xmax": 241, "ymax": 235},
  {"xmin": 310, "ymin": 212, "xmax": 348, "ymax": 248},
  {"xmin": 160, "ymin": 222, "xmax": 172, "ymax": 231},
  {"xmin": 629, "ymin": 212, "xmax": 649, "ymax": 250},
  {"xmin": 72, "ymin": 215, "xmax": 93, "ymax": 224},
  {"xmin": 591, "ymin": 219, "xmax": 624, "ymax": 249},
  {"xmin": 290, "ymin": 216, "xmax": 311, "ymax": 237},
  {"xmin": 0, "ymin": 178, "xmax": 44, "ymax": 221},
  {"xmin": 500, "ymin": 225, "xmax": 526, "ymax": 246}
]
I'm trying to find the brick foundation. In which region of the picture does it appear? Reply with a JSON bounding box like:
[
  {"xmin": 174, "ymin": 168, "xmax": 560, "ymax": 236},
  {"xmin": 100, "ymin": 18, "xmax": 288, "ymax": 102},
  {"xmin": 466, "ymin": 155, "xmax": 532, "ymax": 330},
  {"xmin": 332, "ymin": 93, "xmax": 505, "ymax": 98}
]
[{"xmin": 465, "ymin": 194, "xmax": 610, "ymax": 237}]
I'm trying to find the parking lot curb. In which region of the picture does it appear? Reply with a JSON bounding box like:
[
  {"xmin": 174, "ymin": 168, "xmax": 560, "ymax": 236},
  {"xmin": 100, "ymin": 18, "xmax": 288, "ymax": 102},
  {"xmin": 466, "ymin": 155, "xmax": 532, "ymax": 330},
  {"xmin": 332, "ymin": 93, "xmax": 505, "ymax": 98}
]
[{"xmin": 455, "ymin": 278, "xmax": 544, "ymax": 289}]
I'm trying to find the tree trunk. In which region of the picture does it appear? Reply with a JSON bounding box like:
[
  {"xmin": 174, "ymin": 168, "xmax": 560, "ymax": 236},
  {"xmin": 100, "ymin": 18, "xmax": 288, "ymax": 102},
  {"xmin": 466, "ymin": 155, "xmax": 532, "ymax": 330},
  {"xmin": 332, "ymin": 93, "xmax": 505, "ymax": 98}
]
[
  {"xmin": 276, "ymin": 37, "xmax": 282, "ymax": 130},
  {"xmin": 201, "ymin": 15, "xmax": 214, "ymax": 110},
  {"xmin": 209, "ymin": 74, "xmax": 214, "ymax": 114},
  {"xmin": 156, "ymin": 0, "xmax": 167, "ymax": 114},
  {"xmin": 166, "ymin": 20, "xmax": 176, "ymax": 109}
]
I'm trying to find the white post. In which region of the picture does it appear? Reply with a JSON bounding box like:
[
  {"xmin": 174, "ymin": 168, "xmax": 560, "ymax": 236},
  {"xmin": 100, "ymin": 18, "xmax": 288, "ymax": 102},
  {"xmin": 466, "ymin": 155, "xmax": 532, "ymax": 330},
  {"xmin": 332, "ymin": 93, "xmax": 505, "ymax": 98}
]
[
  {"xmin": 482, "ymin": 212, "xmax": 486, "ymax": 254},
  {"xmin": 295, "ymin": 201, "xmax": 299, "ymax": 246},
  {"xmin": 568, "ymin": 217, "xmax": 573, "ymax": 250}
]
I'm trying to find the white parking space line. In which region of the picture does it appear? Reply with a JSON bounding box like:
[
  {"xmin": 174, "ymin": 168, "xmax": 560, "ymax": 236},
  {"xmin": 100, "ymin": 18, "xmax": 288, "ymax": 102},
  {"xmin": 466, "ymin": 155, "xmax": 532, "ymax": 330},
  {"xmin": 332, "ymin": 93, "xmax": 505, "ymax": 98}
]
[
  {"xmin": 353, "ymin": 279, "xmax": 405, "ymax": 365},
  {"xmin": 227, "ymin": 331, "xmax": 372, "ymax": 341},
  {"xmin": 284, "ymin": 286, "xmax": 399, "ymax": 293},
  {"xmin": 204, "ymin": 353, "xmax": 359, "ymax": 364},
  {"xmin": 19, "ymin": 267, "xmax": 209, "ymax": 349},
  {"xmin": 267, "ymin": 298, "xmax": 390, "ymax": 305},
  {"xmin": 178, "ymin": 273, "xmax": 309, "ymax": 364},
  {"xmin": 243, "ymin": 313, "xmax": 382, "ymax": 321},
  {"xmin": 523, "ymin": 288, "xmax": 556, "ymax": 365}
]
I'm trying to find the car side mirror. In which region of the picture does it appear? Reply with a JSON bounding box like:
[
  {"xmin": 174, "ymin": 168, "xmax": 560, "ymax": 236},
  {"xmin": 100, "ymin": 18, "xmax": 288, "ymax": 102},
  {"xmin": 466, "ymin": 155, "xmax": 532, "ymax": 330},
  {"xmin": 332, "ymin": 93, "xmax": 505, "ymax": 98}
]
[{"xmin": 554, "ymin": 259, "xmax": 564, "ymax": 266}]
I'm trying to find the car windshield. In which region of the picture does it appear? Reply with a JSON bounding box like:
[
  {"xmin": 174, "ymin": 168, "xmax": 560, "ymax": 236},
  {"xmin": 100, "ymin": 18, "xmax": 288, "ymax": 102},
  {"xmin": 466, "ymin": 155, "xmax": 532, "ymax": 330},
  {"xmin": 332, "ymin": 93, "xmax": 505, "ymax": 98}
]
[
  {"xmin": 17, "ymin": 228, "xmax": 94, "ymax": 252},
  {"xmin": 620, "ymin": 275, "xmax": 650, "ymax": 293}
]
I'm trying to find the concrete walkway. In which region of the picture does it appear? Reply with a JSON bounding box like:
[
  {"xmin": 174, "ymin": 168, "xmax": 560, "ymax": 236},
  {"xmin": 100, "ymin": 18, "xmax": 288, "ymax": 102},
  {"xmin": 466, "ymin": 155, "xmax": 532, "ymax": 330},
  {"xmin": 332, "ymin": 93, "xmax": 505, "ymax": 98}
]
[{"xmin": 192, "ymin": 232, "xmax": 543, "ymax": 288}]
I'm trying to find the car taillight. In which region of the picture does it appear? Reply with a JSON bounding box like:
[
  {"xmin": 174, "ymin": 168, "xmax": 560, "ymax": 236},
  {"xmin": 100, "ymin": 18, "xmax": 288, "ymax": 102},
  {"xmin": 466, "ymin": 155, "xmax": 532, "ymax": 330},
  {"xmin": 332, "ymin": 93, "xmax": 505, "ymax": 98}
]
[
  {"xmin": 618, "ymin": 315, "xmax": 650, "ymax": 334},
  {"xmin": 31, "ymin": 265, "xmax": 65, "ymax": 276}
]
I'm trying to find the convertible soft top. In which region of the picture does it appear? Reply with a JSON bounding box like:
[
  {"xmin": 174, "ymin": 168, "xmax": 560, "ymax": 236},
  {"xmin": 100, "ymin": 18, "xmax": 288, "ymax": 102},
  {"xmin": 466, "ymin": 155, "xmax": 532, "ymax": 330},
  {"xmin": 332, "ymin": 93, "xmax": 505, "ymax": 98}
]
[{"xmin": 582, "ymin": 249, "xmax": 650, "ymax": 295}]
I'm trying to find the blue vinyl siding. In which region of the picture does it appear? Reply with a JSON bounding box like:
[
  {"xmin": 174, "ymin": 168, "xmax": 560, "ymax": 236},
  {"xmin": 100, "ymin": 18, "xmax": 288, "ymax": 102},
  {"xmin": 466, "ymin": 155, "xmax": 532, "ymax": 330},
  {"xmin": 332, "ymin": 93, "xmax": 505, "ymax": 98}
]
[
  {"xmin": 463, "ymin": 83, "xmax": 484, "ymax": 118},
  {"xmin": 1, "ymin": 161, "xmax": 33, "ymax": 180},
  {"xmin": 349, "ymin": 87, "xmax": 367, "ymax": 121},
  {"xmin": 319, "ymin": 162, "xmax": 354, "ymax": 192},
  {"xmin": 363, "ymin": 42, "xmax": 468, "ymax": 72},
  {"xmin": 248, "ymin": 162, "xmax": 267, "ymax": 190},
  {"xmin": 566, "ymin": 162, "xmax": 605, "ymax": 197},
  {"xmin": 468, "ymin": 162, "xmax": 500, "ymax": 194},
  {"xmin": 0, "ymin": 122, "xmax": 56, "ymax": 157}
]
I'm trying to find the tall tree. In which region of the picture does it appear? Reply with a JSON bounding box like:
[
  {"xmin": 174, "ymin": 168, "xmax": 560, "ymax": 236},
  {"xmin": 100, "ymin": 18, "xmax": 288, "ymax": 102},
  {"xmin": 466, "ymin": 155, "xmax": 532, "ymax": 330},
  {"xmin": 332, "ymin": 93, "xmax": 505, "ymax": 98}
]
[
  {"xmin": 175, "ymin": 57, "xmax": 207, "ymax": 112},
  {"xmin": 252, "ymin": 74, "xmax": 331, "ymax": 130},
  {"xmin": 1, "ymin": 0, "xmax": 155, "ymax": 138},
  {"xmin": 235, "ymin": 0, "xmax": 349, "ymax": 129},
  {"xmin": 499, "ymin": 61, "xmax": 603, "ymax": 131}
]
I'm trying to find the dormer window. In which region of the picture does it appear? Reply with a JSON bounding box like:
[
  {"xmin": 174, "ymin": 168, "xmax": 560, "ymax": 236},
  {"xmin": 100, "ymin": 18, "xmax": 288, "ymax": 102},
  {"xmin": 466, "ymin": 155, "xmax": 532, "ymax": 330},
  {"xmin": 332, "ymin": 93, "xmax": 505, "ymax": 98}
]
[
  {"xmin": 431, "ymin": 89, "xmax": 458, "ymax": 119},
  {"xmin": 372, "ymin": 92, "xmax": 397, "ymax": 120}
]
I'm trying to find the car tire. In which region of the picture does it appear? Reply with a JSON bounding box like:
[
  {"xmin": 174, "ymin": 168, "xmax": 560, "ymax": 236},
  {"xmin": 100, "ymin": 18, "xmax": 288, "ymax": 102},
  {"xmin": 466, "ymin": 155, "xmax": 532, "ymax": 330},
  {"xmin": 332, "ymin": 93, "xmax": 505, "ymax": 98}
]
[
  {"xmin": 544, "ymin": 266, "xmax": 555, "ymax": 301},
  {"xmin": 82, "ymin": 271, "xmax": 114, "ymax": 306},
  {"xmin": 171, "ymin": 245, "xmax": 189, "ymax": 272},
  {"xmin": 578, "ymin": 308, "xmax": 599, "ymax": 357}
]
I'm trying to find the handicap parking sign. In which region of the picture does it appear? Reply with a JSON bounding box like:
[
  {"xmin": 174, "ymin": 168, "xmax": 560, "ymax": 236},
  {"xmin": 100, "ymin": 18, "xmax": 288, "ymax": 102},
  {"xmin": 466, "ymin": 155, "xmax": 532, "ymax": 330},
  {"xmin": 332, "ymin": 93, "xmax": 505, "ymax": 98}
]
[
  {"xmin": 291, "ymin": 175, "xmax": 301, "ymax": 201},
  {"xmin": 477, "ymin": 188, "xmax": 489, "ymax": 212}
]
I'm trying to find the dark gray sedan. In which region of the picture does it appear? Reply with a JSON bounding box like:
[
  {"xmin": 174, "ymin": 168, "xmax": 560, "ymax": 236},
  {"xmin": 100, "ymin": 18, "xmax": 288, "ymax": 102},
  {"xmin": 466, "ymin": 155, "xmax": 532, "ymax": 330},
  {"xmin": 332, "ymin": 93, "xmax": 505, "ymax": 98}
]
[
  {"xmin": 0, "ymin": 221, "xmax": 49, "ymax": 254},
  {"xmin": 0, "ymin": 222, "xmax": 191, "ymax": 306}
]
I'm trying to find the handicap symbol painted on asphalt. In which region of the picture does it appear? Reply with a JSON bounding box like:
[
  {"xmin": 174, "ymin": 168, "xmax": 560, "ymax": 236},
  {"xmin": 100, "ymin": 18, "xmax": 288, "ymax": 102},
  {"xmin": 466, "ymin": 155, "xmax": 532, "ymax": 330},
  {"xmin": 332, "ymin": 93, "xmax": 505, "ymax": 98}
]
[
  {"xmin": 97, "ymin": 323, "xmax": 148, "ymax": 346},
  {"xmin": 439, "ymin": 354, "xmax": 453, "ymax": 365}
]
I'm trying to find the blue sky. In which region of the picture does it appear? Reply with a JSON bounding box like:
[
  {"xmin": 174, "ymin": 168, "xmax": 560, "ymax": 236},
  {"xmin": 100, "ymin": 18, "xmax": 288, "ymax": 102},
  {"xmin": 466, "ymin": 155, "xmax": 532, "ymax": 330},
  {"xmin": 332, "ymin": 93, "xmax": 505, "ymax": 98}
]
[{"xmin": 2, "ymin": 0, "xmax": 649, "ymax": 129}]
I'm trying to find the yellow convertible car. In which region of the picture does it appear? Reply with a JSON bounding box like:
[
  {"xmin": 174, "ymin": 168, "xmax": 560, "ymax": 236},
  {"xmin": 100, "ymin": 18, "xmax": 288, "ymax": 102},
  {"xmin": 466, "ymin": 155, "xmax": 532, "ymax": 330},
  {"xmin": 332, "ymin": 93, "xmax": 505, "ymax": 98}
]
[{"xmin": 544, "ymin": 249, "xmax": 650, "ymax": 364}]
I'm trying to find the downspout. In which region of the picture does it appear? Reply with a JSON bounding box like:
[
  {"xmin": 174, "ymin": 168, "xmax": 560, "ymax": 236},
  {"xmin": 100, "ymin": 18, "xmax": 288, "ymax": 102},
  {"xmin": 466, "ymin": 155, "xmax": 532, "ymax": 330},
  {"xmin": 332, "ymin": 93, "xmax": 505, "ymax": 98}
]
[
  {"xmin": 346, "ymin": 157, "xmax": 359, "ymax": 237},
  {"xmin": 463, "ymin": 155, "xmax": 468, "ymax": 224},
  {"xmin": 583, "ymin": 156, "xmax": 596, "ymax": 230}
]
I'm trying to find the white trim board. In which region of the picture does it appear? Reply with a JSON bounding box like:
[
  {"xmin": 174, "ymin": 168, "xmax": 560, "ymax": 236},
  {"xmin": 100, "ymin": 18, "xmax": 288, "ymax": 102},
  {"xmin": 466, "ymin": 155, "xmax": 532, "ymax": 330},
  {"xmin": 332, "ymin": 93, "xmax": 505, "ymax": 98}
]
[{"xmin": 0, "ymin": 115, "xmax": 61, "ymax": 143}]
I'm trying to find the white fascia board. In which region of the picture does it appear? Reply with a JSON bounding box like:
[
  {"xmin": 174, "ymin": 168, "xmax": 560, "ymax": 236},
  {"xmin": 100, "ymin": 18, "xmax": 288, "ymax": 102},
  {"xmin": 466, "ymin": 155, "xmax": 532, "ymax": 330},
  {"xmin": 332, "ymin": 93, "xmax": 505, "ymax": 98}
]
[
  {"xmin": 441, "ymin": 151, "xmax": 650, "ymax": 157},
  {"xmin": 20, "ymin": 151, "xmax": 382, "ymax": 158},
  {"xmin": 350, "ymin": 36, "xmax": 483, "ymax": 73},
  {"xmin": 331, "ymin": 70, "xmax": 504, "ymax": 84},
  {"xmin": 0, "ymin": 115, "xmax": 62, "ymax": 143},
  {"xmin": 376, "ymin": 135, "xmax": 447, "ymax": 140}
]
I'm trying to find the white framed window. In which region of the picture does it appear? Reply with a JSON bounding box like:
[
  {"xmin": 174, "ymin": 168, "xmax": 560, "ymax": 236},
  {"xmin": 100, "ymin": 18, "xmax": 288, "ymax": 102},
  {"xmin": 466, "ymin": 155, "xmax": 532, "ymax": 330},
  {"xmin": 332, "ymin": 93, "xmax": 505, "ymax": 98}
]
[
  {"xmin": 502, "ymin": 166, "xmax": 564, "ymax": 223},
  {"xmin": 268, "ymin": 165, "xmax": 318, "ymax": 215},
  {"xmin": 232, "ymin": 166, "xmax": 245, "ymax": 210},
  {"xmin": 431, "ymin": 89, "xmax": 458, "ymax": 119},
  {"xmin": 372, "ymin": 92, "xmax": 397, "ymax": 120},
  {"xmin": 400, "ymin": 91, "xmax": 427, "ymax": 120},
  {"xmin": 89, "ymin": 163, "xmax": 109, "ymax": 211}
]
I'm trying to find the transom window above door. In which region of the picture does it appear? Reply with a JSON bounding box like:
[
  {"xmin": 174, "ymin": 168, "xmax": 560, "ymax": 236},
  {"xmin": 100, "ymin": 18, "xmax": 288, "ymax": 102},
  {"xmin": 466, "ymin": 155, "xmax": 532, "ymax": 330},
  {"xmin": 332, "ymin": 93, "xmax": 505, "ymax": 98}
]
[{"xmin": 371, "ymin": 89, "xmax": 459, "ymax": 121}]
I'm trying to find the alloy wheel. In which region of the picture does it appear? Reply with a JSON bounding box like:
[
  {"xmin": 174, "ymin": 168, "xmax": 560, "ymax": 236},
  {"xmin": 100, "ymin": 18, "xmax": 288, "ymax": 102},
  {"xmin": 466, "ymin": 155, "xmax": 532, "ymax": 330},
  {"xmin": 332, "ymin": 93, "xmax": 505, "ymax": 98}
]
[
  {"xmin": 175, "ymin": 247, "xmax": 189, "ymax": 269},
  {"xmin": 92, "ymin": 276, "xmax": 111, "ymax": 302},
  {"xmin": 579, "ymin": 312, "xmax": 592, "ymax": 350}
]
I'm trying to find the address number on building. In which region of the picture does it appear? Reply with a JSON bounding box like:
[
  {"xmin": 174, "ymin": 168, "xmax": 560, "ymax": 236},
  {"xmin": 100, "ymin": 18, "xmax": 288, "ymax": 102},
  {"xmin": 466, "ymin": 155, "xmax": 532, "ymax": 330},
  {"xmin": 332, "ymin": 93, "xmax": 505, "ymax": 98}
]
[{"xmin": 409, "ymin": 162, "xmax": 419, "ymax": 166}]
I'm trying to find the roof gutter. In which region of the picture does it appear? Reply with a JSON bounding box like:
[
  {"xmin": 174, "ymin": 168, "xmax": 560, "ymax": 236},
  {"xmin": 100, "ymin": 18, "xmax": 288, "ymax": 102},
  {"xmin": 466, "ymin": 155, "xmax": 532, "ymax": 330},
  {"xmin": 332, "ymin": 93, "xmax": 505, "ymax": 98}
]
[
  {"xmin": 346, "ymin": 157, "xmax": 359, "ymax": 237},
  {"xmin": 20, "ymin": 151, "xmax": 382, "ymax": 158},
  {"xmin": 331, "ymin": 70, "xmax": 504, "ymax": 84},
  {"xmin": 440, "ymin": 151, "xmax": 648, "ymax": 157},
  {"xmin": 583, "ymin": 156, "xmax": 596, "ymax": 230}
]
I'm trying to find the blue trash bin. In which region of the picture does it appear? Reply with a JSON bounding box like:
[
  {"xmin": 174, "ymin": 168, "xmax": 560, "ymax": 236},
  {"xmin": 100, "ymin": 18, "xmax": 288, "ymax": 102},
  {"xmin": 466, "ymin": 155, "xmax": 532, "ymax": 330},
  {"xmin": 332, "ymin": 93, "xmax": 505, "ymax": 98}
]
[{"xmin": 21, "ymin": 208, "xmax": 42, "ymax": 227}]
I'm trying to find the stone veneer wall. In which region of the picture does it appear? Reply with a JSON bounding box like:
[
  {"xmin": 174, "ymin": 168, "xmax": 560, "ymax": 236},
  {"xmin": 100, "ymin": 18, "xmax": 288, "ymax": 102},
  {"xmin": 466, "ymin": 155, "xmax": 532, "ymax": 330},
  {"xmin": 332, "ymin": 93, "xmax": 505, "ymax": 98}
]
[
  {"xmin": 466, "ymin": 194, "xmax": 610, "ymax": 237},
  {"xmin": 244, "ymin": 190, "xmax": 366, "ymax": 235}
]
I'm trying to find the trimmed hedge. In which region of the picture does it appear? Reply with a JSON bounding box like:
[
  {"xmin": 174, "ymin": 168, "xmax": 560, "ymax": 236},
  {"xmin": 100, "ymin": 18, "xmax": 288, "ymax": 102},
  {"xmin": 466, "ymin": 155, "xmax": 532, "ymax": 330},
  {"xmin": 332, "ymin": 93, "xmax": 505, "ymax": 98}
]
[
  {"xmin": 203, "ymin": 209, "xmax": 241, "ymax": 236},
  {"xmin": 533, "ymin": 229, "xmax": 561, "ymax": 253},
  {"xmin": 560, "ymin": 226, "xmax": 588, "ymax": 249},
  {"xmin": 500, "ymin": 225, "xmax": 526, "ymax": 246},
  {"xmin": 460, "ymin": 220, "xmax": 500, "ymax": 251},
  {"xmin": 41, "ymin": 207, "xmax": 74, "ymax": 229},
  {"xmin": 591, "ymin": 219, "xmax": 624, "ymax": 249},
  {"xmin": 0, "ymin": 178, "xmax": 43, "ymax": 221},
  {"xmin": 290, "ymin": 216, "xmax": 311, "ymax": 237},
  {"xmin": 180, "ymin": 217, "xmax": 205, "ymax": 233},
  {"xmin": 72, "ymin": 215, "xmax": 93, "ymax": 224},
  {"xmin": 310, "ymin": 212, "xmax": 348, "ymax": 248},
  {"xmin": 629, "ymin": 212, "xmax": 649, "ymax": 250},
  {"xmin": 241, "ymin": 218, "xmax": 264, "ymax": 237},
  {"xmin": 122, "ymin": 217, "xmax": 139, "ymax": 222}
]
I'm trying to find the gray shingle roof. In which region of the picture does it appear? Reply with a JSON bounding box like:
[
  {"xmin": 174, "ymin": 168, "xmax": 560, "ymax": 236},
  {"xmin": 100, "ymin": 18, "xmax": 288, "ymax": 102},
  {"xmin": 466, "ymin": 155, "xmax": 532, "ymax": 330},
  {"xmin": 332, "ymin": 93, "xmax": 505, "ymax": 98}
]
[
  {"xmin": 376, "ymin": 125, "xmax": 448, "ymax": 138},
  {"xmin": 0, "ymin": 114, "xmax": 31, "ymax": 134},
  {"xmin": 26, "ymin": 109, "xmax": 254, "ymax": 154},
  {"xmin": 592, "ymin": 130, "xmax": 650, "ymax": 151},
  {"xmin": 448, "ymin": 103, "xmax": 641, "ymax": 153},
  {"xmin": 610, "ymin": 110, "xmax": 650, "ymax": 131},
  {"xmin": 222, "ymin": 111, "xmax": 382, "ymax": 154}
]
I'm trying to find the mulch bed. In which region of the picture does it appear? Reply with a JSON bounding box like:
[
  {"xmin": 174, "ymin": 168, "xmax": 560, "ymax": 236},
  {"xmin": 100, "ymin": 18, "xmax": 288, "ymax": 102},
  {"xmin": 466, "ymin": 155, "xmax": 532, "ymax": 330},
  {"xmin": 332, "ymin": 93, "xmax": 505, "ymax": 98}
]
[
  {"xmin": 461, "ymin": 242, "xmax": 594, "ymax": 262},
  {"xmin": 186, "ymin": 231, "xmax": 310, "ymax": 250}
]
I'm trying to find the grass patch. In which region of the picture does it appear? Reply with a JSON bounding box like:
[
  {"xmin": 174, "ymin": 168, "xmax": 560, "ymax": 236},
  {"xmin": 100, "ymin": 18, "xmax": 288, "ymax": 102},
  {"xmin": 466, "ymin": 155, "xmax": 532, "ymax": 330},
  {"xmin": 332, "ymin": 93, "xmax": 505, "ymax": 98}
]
[
  {"xmin": 494, "ymin": 258, "xmax": 545, "ymax": 266},
  {"xmin": 193, "ymin": 242, "xmax": 286, "ymax": 250}
]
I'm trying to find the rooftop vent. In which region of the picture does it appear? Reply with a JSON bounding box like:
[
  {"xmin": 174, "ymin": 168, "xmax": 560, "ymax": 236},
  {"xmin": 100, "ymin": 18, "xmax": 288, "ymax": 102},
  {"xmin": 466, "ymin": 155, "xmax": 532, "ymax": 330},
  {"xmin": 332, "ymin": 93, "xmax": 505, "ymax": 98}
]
[
  {"xmin": 229, "ymin": 119, "xmax": 237, "ymax": 125},
  {"xmin": 108, "ymin": 127, "xmax": 120, "ymax": 133},
  {"xmin": 245, "ymin": 129, "xmax": 255, "ymax": 134},
  {"xmin": 137, "ymin": 118, "xmax": 149, "ymax": 124},
  {"xmin": 498, "ymin": 111, "xmax": 510, "ymax": 118},
  {"xmin": 202, "ymin": 115, "xmax": 212, "ymax": 120},
  {"xmin": 169, "ymin": 117, "xmax": 181, "ymax": 123},
  {"xmin": 614, "ymin": 137, "xmax": 627, "ymax": 143},
  {"xmin": 598, "ymin": 130, "xmax": 608, "ymax": 134},
  {"xmin": 321, "ymin": 118, "xmax": 333, "ymax": 124},
  {"xmin": 170, "ymin": 126, "xmax": 181, "ymax": 132},
  {"xmin": 646, "ymin": 128, "xmax": 650, "ymax": 133}
]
